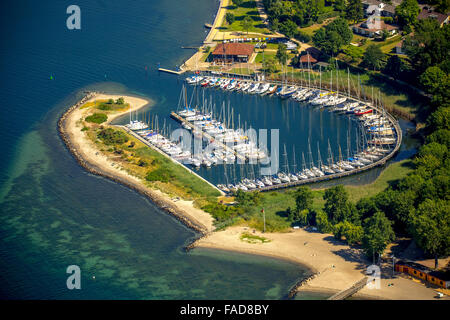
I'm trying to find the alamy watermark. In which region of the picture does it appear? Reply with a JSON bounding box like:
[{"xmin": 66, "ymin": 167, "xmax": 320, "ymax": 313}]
[
  {"xmin": 366, "ymin": 265, "xmax": 381, "ymax": 290},
  {"xmin": 66, "ymin": 265, "xmax": 81, "ymax": 289},
  {"xmin": 66, "ymin": 5, "xmax": 81, "ymax": 30}
]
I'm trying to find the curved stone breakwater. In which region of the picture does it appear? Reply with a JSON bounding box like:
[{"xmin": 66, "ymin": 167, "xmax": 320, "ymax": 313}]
[
  {"xmin": 288, "ymin": 272, "xmax": 321, "ymax": 299},
  {"xmin": 57, "ymin": 92, "xmax": 210, "ymax": 237}
]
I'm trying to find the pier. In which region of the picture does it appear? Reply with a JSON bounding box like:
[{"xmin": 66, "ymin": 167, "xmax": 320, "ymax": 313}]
[
  {"xmin": 183, "ymin": 75, "xmax": 403, "ymax": 192},
  {"xmin": 158, "ymin": 68, "xmax": 184, "ymax": 75},
  {"xmin": 327, "ymin": 277, "xmax": 368, "ymax": 300},
  {"xmin": 255, "ymin": 93, "xmax": 402, "ymax": 192},
  {"xmin": 170, "ymin": 111, "xmax": 248, "ymax": 162},
  {"xmin": 120, "ymin": 125, "xmax": 225, "ymax": 196}
]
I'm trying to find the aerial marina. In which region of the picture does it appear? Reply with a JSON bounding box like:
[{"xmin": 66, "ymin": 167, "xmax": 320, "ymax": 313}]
[{"xmin": 124, "ymin": 72, "xmax": 401, "ymax": 194}]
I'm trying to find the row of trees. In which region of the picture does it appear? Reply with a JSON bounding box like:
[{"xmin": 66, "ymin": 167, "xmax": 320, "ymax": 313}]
[
  {"xmin": 289, "ymin": 185, "xmax": 395, "ymax": 262},
  {"xmin": 287, "ymin": 19, "xmax": 450, "ymax": 266}
]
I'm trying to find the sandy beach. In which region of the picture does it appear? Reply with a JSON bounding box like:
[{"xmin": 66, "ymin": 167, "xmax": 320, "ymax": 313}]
[
  {"xmin": 62, "ymin": 94, "xmax": 215, "ymax": 233},
  {"xmin": 194, "ymin": 226, "xmax": 448, "ymax": 300},
  {"xmin": 61, "ymin": 93, "xmax": 446, "ymax": 300}
]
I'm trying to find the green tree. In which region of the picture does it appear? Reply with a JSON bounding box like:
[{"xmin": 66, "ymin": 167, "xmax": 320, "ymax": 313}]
[
  {"xmin": 395, "ymin": 0, "xmax": 420, "ymax": 28},
  {"xmin": 313, "ymin": 18, "xmax": 352, "ymax": 56},
  {"xmin": 346, "ymin": 0, "xmax": 364, "ymax": 24},
  {"xmin": 225, "ymin": 12, "xmax": 235, "ymax": 25},
  {"xmin": 295, "ymin": 186, "xmax": 314, "ymax": 213},
  {"xmin": 410, "ymin": 199, "xmax": 450, "ymax": 268},
  {"xmin": 362, "ymin": 212, "xmax": 395, "ymax": 262},
  {"xmin": 241, "ymin": 16, "xmax": 253, "ymax": 34},
  {"xmin": 279, "ymin": 19, "xmax": 298, "ymax": 38},
  {"xmin": 323, "ymin": 185, "xmax": 359, "ymax": 224},
  {"xmin": 315, "ymin": 210, "xmax": 333, "ymax": 233},
  {"xmin": 428, "ymin": 107, "xmax": 450, "ymax": 131},
  {"xmin": 262, "ymin": 57, "xmax": 278, "ymax": 74},
  {"xmin": 233, "ymin": 0, "xmax": 243, "ymax": 7},
  {"xmin": 116, "ymin": 97, "xmax": 125, "ymax": 105},
  {"xmin": 333, "ymin": 0, "xmax": 346, "ymax": 13},
  {"xmin": 362, "ymin": 44, "xmax": 386, "ymax": 70},
  {"xmin": 419, "ymin": 66, "xmax": 450, "ymax": 107},
  {"xmin": 403, "ymin": 19, "xmax": 450, "ymax": 74},
  {"xmin": 276, "ymin": 43, "xmax": 288, "ymax": 66},
  {"xmin": 334, "ymin": 221, "xmax": 364, "ymax": 245},
  {"xmin": 384, "ymin": 55, "xmax": 406, "ymax": 78}
]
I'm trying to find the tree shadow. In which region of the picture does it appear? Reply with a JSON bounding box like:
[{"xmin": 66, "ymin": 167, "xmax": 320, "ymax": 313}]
[
  {"xmin": 275, "ymin": 209, "xmax": 289, "ymax": 219},
  {"xmin": 247, "ymin": 10, "xmax": 260, "ymax": 16},
  {"xmin": 223, "ymin": 5, "xmax": 237, "ymax": 10},
  {"xmin": 240, "ymin": 1, "xmax": 257, "ymax": 9},
  {"xmin": 332, "ymin": 248, "xmax": 369, "ymax": 270}
]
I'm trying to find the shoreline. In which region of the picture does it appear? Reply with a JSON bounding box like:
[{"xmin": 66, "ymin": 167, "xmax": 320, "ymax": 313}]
[
  {"xmin": 58, "ymin": 92, "xmax": 215, "ymax": 236},
  {"xmin": 58, "ymin": 92, "xmax": 441, "ymax": 300},
  {"xmin": 190, "ymin": 226, "xmax": 444, "ymax": 300}
]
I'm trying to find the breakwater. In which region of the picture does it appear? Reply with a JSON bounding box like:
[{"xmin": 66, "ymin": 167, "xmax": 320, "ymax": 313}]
[{"xmin": 57, "ymin": 93, "xmax": 210, "ymax": 236}]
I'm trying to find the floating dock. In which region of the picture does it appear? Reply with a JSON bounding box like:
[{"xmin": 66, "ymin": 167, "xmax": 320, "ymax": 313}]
[
  {"xmin": 120, "ymin": 125, "xmax": 225, "ymax": 196},
  {"xmin": 170, "ymin": 111, "xmax": 248, "ymax": 162},
  {"xmin": 183, "ymin": 75, "xmax": 403, "ymax": 192}
]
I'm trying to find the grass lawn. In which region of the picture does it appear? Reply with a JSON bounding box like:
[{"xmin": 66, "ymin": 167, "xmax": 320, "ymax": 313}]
[
  {"xmin": 220, "ymin": 0, "xmax": 270, "ymax": 34},
  {"xmin": 267, "ymin": 67, "xmax": 428, "ymax": 122},
  {"xmin": 345, "ymin": 159, "xmax": 414, "ymax": 202},
  {"xmin": 82, "ymin": 103, "xmax": 221, "ymax": 201},
  {"xmin": 254, "ymin": 51, "xmax": 276, "ymax": 63},
  {"xmin": 235, "ymin": 159, "xmax": 414, "ymax": 232},
  {"xmin": 298, "ymin": 17, "xmax": 337, "ymax": 37}
]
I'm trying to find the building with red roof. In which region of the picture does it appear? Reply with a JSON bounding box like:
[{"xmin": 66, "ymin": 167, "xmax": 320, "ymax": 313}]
[{"xmin": 211, "ymin": 43, "xmax": 255, "ymax": 63}]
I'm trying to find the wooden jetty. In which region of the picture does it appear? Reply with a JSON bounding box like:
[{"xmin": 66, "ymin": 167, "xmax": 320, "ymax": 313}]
[
  {"xmin": 158, "ymin": 68, "xmax": 184, "ymax": 75},
  {"xmin": 327, "ymin": 277, "xmax": 368, "ymax": 300},
  {"xmin": 170, "ymin": 111, "xmax": 247, "ymax": 162}
]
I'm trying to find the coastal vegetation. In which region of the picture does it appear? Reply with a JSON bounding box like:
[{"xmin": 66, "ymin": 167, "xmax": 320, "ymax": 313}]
[
  {"xmin": 206, "ymin": 14, "xmax": 449, "ymax": 266},
  {"xmin": 85, "ymin": 113, "xmax": 107, "ymax": 124},
  {"xmin": 240, "ymin": 232, "xmax": 271, "ymax": 243},
  {"xmin": 81, "ymin": 98, "xmax": 129, "ymax": 112},
  {"xmin": 81, "ymin": 103, "xmax": 221, "ymax": 202}
]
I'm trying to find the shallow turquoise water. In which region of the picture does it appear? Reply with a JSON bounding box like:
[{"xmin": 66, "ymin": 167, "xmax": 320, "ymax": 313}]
[
  {"xmin": 0, "ymin": 0, "xmax": 314, "ymax": 299},
  {"xmin": 0, "ymin": 0, "xmax": 417, "ymax": 300}
]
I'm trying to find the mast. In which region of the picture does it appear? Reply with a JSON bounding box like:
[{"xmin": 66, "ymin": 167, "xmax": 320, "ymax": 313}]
[
  {"xmin": 327, "ymin": 139, "xmax": 334, "ymax": 166},
  {"xmin": 302, "ymin": 152, "xmax": 306, "ymax": 171},
  {"xmin": 292, "ymin": 145, "xmax": 297, "ymax": 173},
  {"xmin": 317, "ymin": 141, "xmax": 323, "ymax": 169},
  {"xmin": 308, "ymin": 138, "xmax": 314, "ymax": 169},
  {"xmin": 283, "ymin": 144, "xmax": 289, "ymax": 174}
]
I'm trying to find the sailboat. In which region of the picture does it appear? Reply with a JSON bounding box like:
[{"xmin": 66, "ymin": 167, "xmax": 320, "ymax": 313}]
[{"xmin": 278, "ymin": 144, "xmax": 291, "ymax": 183}]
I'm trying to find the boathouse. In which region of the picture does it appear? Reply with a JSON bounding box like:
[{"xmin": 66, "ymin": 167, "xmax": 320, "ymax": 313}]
[
  {"xmin": 211, "ymin": 43, "xmax": 255, "ymax": 63},
  {"xmin": 395, "ymin": 260, "xmax": 450, "ymax": 289}
]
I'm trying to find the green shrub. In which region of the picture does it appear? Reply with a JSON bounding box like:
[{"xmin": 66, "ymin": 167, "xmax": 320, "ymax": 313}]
[
  {"xmin": 146, "ymin": 166, "xmax": 173, "ymax": 183},
  {"xmin": 202, "ymin": 202, "xmax": 243, "ymax": 223},
  {"xmin": 85, "ymin": 113, "xmax": 107, "ymax": 124},
  {"xmin": 97, "ymin": 128, "xmax": 128, "ymax": 145},
  {"xmin": 295, "ymin": 31, "xmax": 312, "ymax": 43}
]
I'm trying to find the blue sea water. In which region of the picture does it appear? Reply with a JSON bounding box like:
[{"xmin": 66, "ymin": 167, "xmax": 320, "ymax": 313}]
[
  {"xmin": 0, "ymin": 0, "xmax": 313, "ymax": 299},
  {"xmin": 0, "ymin": 0, "xmax": 417, "ymax": 299}
]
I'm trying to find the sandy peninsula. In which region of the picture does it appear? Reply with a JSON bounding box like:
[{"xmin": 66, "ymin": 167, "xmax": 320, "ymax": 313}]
[
  {"xmin": 61, "ymin": 93, "xmax": 215, "ymax": 233},
  {"xmin": 60, "ymin": 93, "xmax": 446, "ymax": 300}
]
